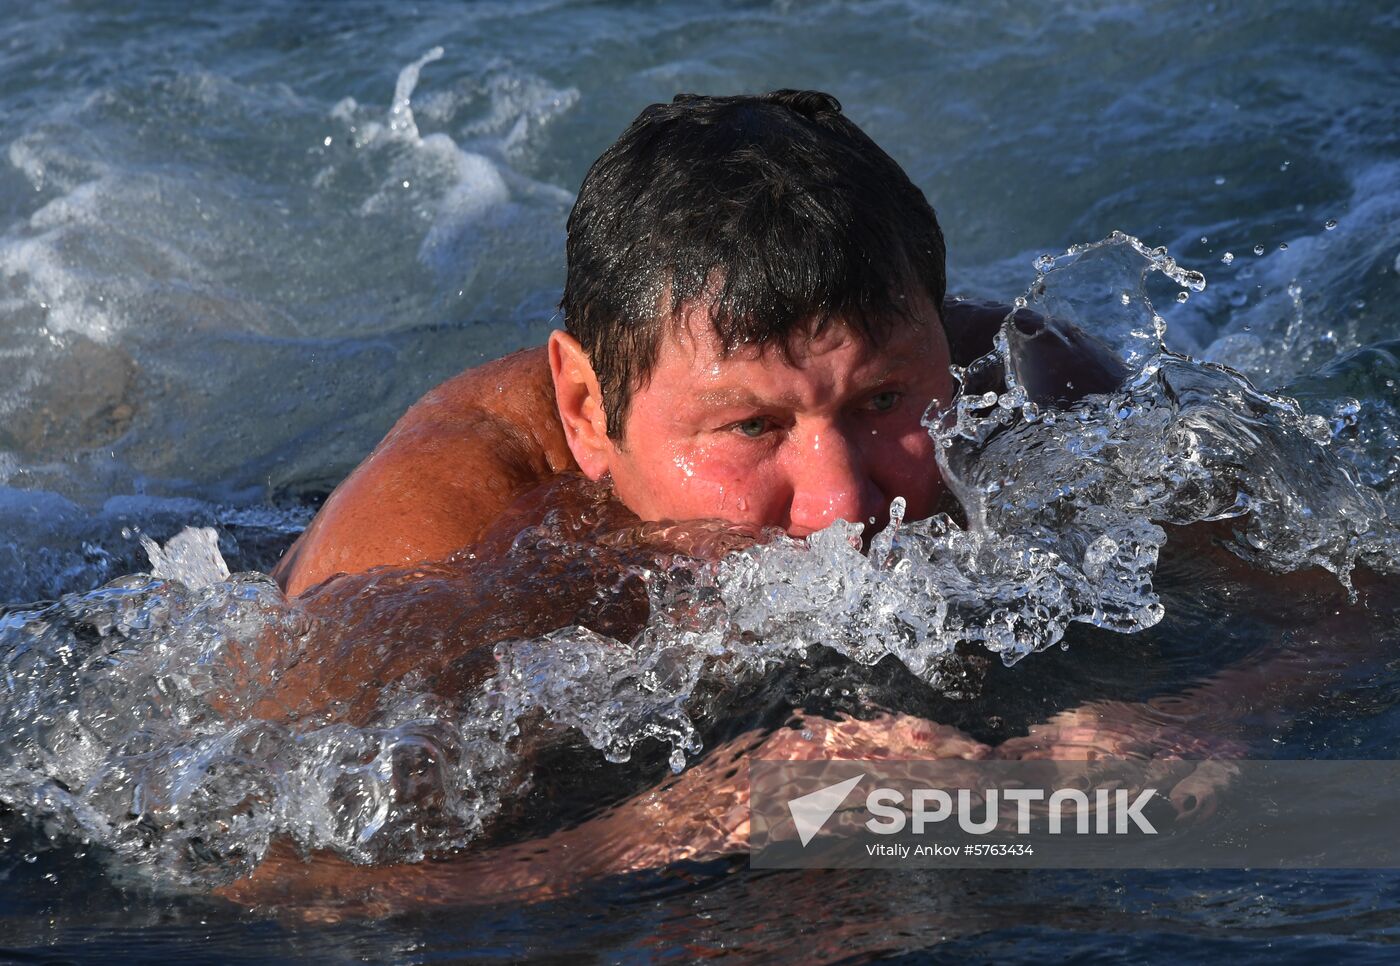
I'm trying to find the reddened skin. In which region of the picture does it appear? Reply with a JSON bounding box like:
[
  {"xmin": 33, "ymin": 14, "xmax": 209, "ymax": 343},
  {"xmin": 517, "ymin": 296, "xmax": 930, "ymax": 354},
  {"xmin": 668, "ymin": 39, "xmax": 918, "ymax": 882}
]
[{"xmin": 547, "ymin": 330, "xmax": 613, "ymax": 482}]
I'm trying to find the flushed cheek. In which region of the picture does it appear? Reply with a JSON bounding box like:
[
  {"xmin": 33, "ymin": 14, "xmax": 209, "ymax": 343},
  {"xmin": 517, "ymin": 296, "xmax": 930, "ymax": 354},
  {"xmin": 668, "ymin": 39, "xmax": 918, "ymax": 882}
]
[
  {"xmin": 870, "ymin": 427, "xmax": 943, "ymax": 516},
  {"xmin": 653, "ymin": 443, "xmax": 783, "ymax": 522}
]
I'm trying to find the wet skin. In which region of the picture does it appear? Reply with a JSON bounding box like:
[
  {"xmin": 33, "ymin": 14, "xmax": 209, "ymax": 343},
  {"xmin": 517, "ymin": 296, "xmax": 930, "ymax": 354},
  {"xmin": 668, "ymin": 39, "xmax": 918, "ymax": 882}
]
[
  {"xmin": 272, "ymin": 347, "xmax": 577, "ymax": 597},
  {"xmin": 549, "ymin": 292, "xmax": 954, "ymax": 539}
]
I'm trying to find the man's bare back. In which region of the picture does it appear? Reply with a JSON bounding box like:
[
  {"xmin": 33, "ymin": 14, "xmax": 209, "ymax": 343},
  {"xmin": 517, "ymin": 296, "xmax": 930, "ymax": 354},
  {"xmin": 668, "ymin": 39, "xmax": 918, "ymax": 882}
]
[{"xmin": 273, "ymin": 347, "xmax": 574, "ymax": 596}]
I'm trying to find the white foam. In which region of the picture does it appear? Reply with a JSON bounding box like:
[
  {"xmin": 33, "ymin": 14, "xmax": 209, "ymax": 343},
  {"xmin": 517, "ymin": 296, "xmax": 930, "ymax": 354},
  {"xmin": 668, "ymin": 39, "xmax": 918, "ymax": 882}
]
[
  {"xmin": 325, "ymin": 49, "xmax": 575, "ymax": 314},
  {"xmin": 141, "ymin": 526, "xmax": 230, "ymax": 590},
  {"xmin": 388, "ymin": 46, "xmax": 444, "ymax": 141}
]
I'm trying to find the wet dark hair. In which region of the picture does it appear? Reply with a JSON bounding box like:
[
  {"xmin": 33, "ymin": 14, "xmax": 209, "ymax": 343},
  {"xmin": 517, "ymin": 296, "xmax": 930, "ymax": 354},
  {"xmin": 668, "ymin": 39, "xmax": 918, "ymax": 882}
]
[{"xmin": 561, "ymin": 89, "xmax": 946, "ymax": 439}]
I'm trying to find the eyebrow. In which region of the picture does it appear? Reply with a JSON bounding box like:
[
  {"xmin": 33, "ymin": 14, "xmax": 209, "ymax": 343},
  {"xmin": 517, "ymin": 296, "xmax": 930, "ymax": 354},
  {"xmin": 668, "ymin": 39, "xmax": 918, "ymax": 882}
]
[
  {"xmin": 690, "ymin": 362, "xmax": 913, "ymax": 411},
  {"xmin": 692, "ymin": 388, "xmax": 794, "ymax": 409}
]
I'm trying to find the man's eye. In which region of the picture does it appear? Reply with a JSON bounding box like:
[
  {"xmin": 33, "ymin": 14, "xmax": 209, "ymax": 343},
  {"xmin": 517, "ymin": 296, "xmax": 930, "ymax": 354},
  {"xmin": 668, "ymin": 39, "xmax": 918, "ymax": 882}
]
[
  {"xmin": 868, "ymin": 391, "xmax": 901, "ymax": 412},
  {"xmin": 734, "ymin": 418, "xmax": 769, "ymax": 438}
]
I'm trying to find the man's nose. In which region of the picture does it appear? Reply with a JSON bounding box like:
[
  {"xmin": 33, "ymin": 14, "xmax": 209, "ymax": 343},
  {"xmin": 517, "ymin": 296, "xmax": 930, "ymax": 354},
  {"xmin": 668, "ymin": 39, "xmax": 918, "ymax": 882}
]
[{"xmin": 783, "ymin": 430, "xmax": 885, "ymax": 537}]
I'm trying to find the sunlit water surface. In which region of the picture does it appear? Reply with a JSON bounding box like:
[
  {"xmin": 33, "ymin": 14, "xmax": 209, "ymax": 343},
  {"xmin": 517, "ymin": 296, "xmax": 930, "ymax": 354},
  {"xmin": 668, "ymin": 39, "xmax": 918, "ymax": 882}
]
[{"xmin": 2, "ymin": 1, "xmax": 1399, "ymax": 962}]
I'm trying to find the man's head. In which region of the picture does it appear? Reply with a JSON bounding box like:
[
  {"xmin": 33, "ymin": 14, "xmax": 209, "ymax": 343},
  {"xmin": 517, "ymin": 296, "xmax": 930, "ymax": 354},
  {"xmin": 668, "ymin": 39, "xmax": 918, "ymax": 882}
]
[{"xmin": 550, "ymin": 89, "xmax": 953, "ymax": 536}]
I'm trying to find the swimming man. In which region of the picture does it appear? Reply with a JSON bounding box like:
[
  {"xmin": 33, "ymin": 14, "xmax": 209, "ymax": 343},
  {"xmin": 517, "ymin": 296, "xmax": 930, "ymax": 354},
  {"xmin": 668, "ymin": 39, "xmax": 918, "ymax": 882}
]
[{"xmin": 220, "ymin": 91, "xmax": 1391, "ymax": 914}]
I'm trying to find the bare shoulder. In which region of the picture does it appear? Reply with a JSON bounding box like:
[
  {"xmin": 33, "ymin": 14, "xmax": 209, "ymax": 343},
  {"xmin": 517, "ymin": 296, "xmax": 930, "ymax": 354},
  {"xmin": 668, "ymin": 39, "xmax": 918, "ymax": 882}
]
[{"xmin": 273, "ymin": 346, "xmax": 577, "ymax": 596}]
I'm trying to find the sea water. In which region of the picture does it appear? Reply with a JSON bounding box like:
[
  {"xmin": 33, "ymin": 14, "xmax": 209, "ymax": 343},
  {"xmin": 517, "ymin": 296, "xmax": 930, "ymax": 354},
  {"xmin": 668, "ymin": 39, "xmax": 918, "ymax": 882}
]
[{"xmin": 1, "ymin": 0, "xmax": 1399, "ymax": 961}]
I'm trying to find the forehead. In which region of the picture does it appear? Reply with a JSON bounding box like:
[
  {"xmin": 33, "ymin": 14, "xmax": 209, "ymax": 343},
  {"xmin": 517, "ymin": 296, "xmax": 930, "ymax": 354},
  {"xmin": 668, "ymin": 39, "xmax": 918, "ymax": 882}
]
[{"xmin": 658, "ymin": 296, "xmax": 943, "ymax": 379}]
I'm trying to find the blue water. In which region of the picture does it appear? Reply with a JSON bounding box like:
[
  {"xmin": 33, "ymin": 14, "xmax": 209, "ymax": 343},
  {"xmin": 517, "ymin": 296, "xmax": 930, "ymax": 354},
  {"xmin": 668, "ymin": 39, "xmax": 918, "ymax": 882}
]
[{"xmin": 2, "ymin": 0, "xmax": 1399, "ymax": 961}]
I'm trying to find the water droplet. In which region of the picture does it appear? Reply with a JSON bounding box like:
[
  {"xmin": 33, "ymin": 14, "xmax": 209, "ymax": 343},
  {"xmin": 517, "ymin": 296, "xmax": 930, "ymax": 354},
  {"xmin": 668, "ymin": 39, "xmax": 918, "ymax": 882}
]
[
  {"xmin": 1200, "ymin": 235, "xmax": 1209, "ymax": 244},
  {"xmin": 1013, "ymin": 296, "xmax": 1027, "ymax": 309},
  {"xmin": 1278, "ymin": 242, "xmax": 1288, "ymax": 251},
  {"xmin": 1119, "ymin": 292, "xmax": 1131, "ymax": 305},
  {"xmin": 1033, "ymin": 253, "xmax": 1056, "ymax": 272},
  {"xmin": 1221, "ymin": 252, "xmax": 1235, "ymax": 264},
  {"xmin": 1279, "ymin": 160, "xmax": 1291, "ymax": 171},
  {"xmin": 1324, "ymin": 219, "xmax": 1337, "ymax": 231},
  {"xmin": 1254, "ymin": 245, "xmax": 1265, "ymax": 256},
  {"xmin": 1176, "ymin": 291, "xmax": 1189, "ymax": 303},
  {"xmin": 323, "ymin": 136, "xmax": 333, "ymax": 147},
  {"xmin": 1214, "ymin": 175, "xmax": 1227, "ymax": 186},
  {"xmin": 401, "ymin": 180, "xmax": 411, "ymax": 189}
]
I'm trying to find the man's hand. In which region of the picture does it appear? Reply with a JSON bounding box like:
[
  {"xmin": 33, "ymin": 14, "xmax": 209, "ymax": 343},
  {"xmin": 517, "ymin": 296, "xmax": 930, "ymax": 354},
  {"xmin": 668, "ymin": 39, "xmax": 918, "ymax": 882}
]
[
  {"xmin": 993, "ymin": 700, "xmax": 1248, "ymax": 825},
  {"xmin": 992, "ymin": 700, "xmax": 1249, "ymax": 762}
]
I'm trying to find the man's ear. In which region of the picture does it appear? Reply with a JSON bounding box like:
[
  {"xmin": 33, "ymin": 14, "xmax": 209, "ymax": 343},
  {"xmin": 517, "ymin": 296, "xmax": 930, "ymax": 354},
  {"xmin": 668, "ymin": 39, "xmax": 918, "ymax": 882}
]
[{"xmin": 548, "ymin": 330, "xmax": 614, "ymax": 481}]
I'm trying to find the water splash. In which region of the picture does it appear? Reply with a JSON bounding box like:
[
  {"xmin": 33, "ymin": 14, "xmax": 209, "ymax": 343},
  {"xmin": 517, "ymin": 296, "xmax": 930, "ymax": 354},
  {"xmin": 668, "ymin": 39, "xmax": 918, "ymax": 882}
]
[
  {"xmin": 387, "ymin": 47, "xmax": 444, "ymax": 140},
  {"xmin": 1, "ymin": 233, "xmax": 1397, "ymax": 888},
  {"xmin": 938, "ymin": 234, "xmax": 1397, "ymax": 588},
  {"xmin": 140, "ymin": 526, "xmax": 229, "ymax": 590},
  {"xmin": 325, "ymin": 47, "xmax": 575, "ymax": 316}
]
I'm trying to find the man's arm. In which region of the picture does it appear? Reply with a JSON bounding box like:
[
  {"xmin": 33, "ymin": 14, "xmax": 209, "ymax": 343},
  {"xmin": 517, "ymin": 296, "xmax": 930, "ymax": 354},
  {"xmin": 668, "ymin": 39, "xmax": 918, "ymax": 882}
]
[
  {"xmin": 215, "ymin": 711, "xmax": 989, "ymax": 918},
  {"xmin": 273, "ymin": 347, "xmax": 576, "ymax": 597}
]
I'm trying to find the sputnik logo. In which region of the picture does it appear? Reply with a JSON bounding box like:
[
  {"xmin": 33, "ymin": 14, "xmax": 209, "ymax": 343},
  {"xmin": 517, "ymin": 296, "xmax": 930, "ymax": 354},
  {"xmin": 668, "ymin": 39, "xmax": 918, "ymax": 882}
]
[{"xmin": 787, "ymin": 774, "xmax": 865, "ymax": 846}]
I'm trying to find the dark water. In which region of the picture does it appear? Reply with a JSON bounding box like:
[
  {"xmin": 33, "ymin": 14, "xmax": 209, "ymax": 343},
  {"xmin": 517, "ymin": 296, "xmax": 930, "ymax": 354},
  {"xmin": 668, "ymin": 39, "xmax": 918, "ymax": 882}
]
[{"xmin": 2, "ymin": 0, "xmax": 1400, "ymax": 961}]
